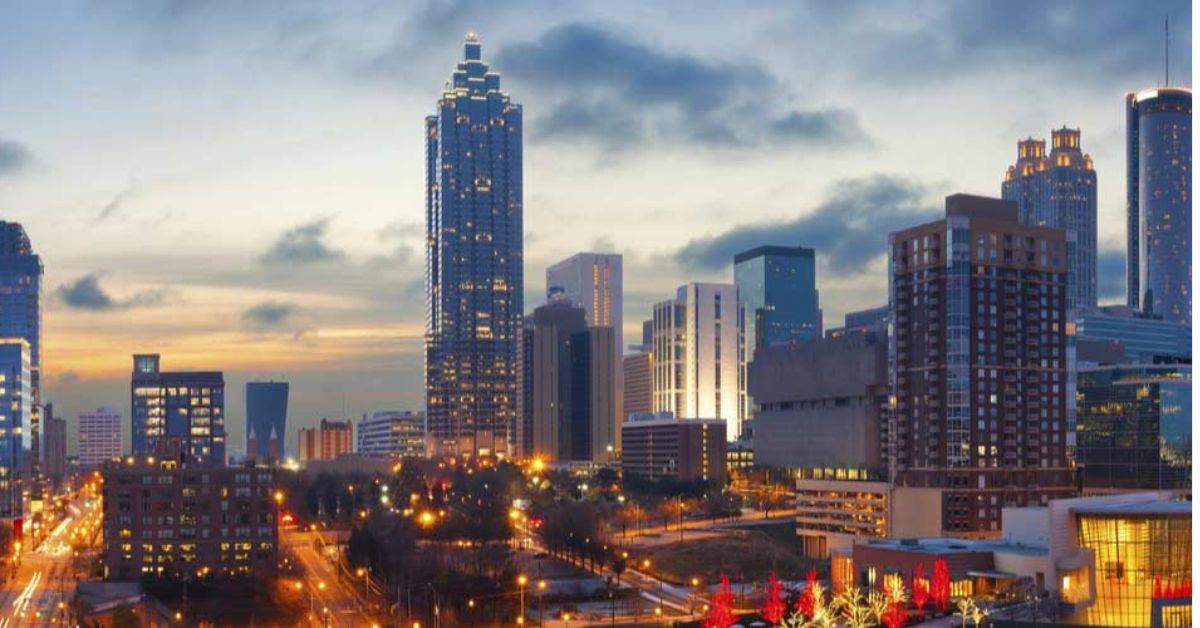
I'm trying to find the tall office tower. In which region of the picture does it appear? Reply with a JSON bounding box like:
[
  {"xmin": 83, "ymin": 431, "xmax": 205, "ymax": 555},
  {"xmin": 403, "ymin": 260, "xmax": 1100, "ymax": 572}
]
[
  {"xmin": 131, "ymin": 354, "xmax": 226, "ymax": 463},
  {"xmin": 0, "ymin": 341, "xmax": 29, "ymax": 520},
  {"xmin": 1076, "ymin": 364, "xmax": 1190, "ymax": 491},
  {"xmin": 652, "ymin": 283, "xmax": 746, "ymax": 441},
  {"xmin": 297, "ymin": 419, "xmax": 353, "ymax": 462},
  {"xmin": 889, "ymin": 194, "xmax": 1075, "ymax": 537},
  {"xmin": 568, "ymin": 326, "xmax": 617, "ymax": 461},
  {"xmin": 622, "ymin": 351, "xmax": 653, "ymax": 420},
  {"xmin": 1125, "ymin": 88, "xmax": 1192, "ymax": 322},
  {"xmin": 546, "ymin": 253, "xmax": 623, "ymax": 433},
  {"xmin": 424, "ymin": 33, "xmax": 523, "ymax": 459},
  {"xmin": 41, "ymin": 404, "xmax": 65, "ymax": 488},
  {"xmin": 245, "ymin": 382, "xmax": 288, "ymax": 460},
  {"xmin": 79, "ymin": 407, "xmax": 121, "ymax": 467},
  {"xmin": 1002, "ymin": 128, "xmax": 1098, "ymax": 310},
  {"xmin": 357, "ymin": 411, "xmax": 426, "ymax": 459},
  {"xmin": 0, "ymin": 224, "xmax": 42, "ymax": 494},
  {"xmin": 734, "ymin": 246, "xmax": 821, "ymax": 350}
]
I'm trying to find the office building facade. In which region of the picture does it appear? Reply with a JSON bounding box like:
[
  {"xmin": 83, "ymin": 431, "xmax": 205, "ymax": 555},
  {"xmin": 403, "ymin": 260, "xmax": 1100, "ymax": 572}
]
[
  {"xmin": 734, "ymin": 246, "xmax": 821, "ymax": 350},
  {"xmin": 622, "ymin": 351, "xmax": 652, "ymax": 421},
  {"xmin": 652, "ymin": 283, "xmax": 746, "ymax": 440},
  {"xmin": 357, "ymin": 411, "xmax": 426, "ymax": 459},
  {"xmin": 0, "ymin": 224, "xmax": 42, "ymax": 494},
  {"xmin": 0, "ymin": 340, "xmax": 30, "ymax": 520},
  {"xmin": 80, "ymin": 407, "xmax": 122, "ymax": 468},
  {"xmin": 298, "ymin": 419, "xmax": 352, "ymax": 462},
  {"xmin": 1075, "ymin": 305, "xmax": 1191, "ymax": 362},
  {"xmin": 131, "ymin": 354, "xmax": 226, "ymax": 463},
  {"xmin": 424, "ymin": 34, "xmax": 523, "ymax": 458},
  {"xmin": 889, "ymin": 194, "xmax": 1076, "ymax": 536},
  {"xmin": 1126, "ymin": 87, "xmax": 1192, "ymax": 323},
  {"xmin": 42, "ymin": 405, "xmax": 65, "ymax": 487},
  {"xmin": 244, "ymin": 382, "xmax": 288, "ymax": 461},
  {"xmin": 620, "ymin": 413, "xmax": 726, "ymax": 484},
  {"xmin": 1076, "ymin": 364, "xmax": 1190, "ymax": 491},
  {"xmin": 1002, "ymin": 128, "xmax": 1098, "ymax": 310}
]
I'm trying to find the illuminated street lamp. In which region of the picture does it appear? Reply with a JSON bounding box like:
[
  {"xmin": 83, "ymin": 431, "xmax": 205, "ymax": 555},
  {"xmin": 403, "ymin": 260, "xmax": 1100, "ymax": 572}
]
[{"xmin": 517, "ymin": 574, "xmax": 528, "ymax": 624}]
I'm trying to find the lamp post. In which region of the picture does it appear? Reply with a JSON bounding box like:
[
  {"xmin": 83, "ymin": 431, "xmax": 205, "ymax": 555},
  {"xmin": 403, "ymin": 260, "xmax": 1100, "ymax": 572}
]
[
  {"xmin": 517, "ymin": 574, "xmax": 527, "ymax": 625},
  {"xmin": 537, "ymin": 579, "xmax": 546, "ymax": 628},
  {"xmin": 642, "ymin": 559, "xmax": 662, "ymax": 617}
]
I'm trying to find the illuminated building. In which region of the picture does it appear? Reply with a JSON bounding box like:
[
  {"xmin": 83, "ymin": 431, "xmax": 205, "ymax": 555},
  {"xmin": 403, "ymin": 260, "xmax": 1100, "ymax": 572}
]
[
  {"xmin": 546, "ymin": 253, "xmax": 623, "ymax": 427},
  {"xmin": 1076, "ymin": 364, "xmax": 1190, "ymax": 491},
  {"xmin": 1076, "ymin": 305, "xmax": 1191, "ymax": 363},
  {"xmin": 0, "ymin": 223, "xmax": 42, "ymax": 496},
  {"xmin": 622, "ymin": 350, "xmax": 652, "ymax": 421},
  {"xmin": 100, "ymin": 453, "xmax": 279, "ymax": 580},
  {"xmin": 1126, "ymin": 87, "xmax": 1191, "ymax": 323},
  {"xmin": 734, "ymin": 245, "xmax": 821, "ymax": 349},
  {"xmin": 888, "ymin": 194, "xmax": 1076, "ymax": 537},
  {"xmin": 620, "ymin": 413, "xmax": 725, "ymax": 484},
  {"xmin": 297, "ymin": 419, "xmax": 352, "ymax": 462},
  {"xmin": 131, "ymin": 354, "xmax": 226, "ymax": 464},
  {"xmin": 424, "ymin": 33, "xmax": 523, "ymax": 458},
  {"xmin": 79, "ymin": 407, "xmax": 122, "ymax": 468},
  {"xmin": 1002, "ymin": 128, "xmax": 1098, "ymax": 310},
  {"xmin": 652, "ymin": 283, "xmax": 746, "ymax": 440},
  {"xmin": 244, "ymin": 382, "xmax": 288, "ymax": 461},
  {"xmin": 357, "ymin": 411, "xmax": 425, "ymax": 459},
  {"xmin": 0, "ymin": 340, "xmax": 30, "ymax": 520}
]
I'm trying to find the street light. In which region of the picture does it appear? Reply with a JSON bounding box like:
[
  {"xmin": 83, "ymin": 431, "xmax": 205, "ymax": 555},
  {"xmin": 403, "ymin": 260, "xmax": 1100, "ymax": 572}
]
[
  {"xmin": 518, "ymin": 574, "xmax": 528, "ymax": 625},
  {"xmin": 537, "ymin": 580, "xmax": 547, "ymax": 627}
]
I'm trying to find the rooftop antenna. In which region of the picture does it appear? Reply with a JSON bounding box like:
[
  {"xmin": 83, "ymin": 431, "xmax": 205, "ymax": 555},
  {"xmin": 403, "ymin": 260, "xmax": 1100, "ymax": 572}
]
[{"xmin": 1164, "ymin": 17, "xmax": 1170, "ymax": 86}]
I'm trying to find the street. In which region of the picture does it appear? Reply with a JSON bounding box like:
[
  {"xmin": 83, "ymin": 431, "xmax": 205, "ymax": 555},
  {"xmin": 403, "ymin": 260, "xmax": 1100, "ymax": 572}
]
[{"xmin": 283, "ymin": 529, "xmax": 378, "ymax": 627}]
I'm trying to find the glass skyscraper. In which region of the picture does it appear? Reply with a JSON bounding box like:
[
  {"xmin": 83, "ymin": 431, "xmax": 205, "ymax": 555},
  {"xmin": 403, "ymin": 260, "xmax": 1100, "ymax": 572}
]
[
  {"xmin": 245, "ymin": 381, "xmax": 288, "ymax": 459},
  {"xmin": 733, "ymin": 246, "xmax": 821, "ymax": 351},
  {"xmin": 131, "ymin": 354, "xmax": 226, "ymax": 463},
  {"xmin": 0, "ymin": 223, "xmax": 41, "ymax": 489},
  {"xmin": 425, "ymin": 34, "xmax": 523, "ymax": 458},
  {"xmin": 1126, "ymin": 87, "xmax": 1191, "ymax": 323},
  {"xmin": 0, "ymin": 340, "xmax": 30, "ymax": 520},
  {"xmin": 1002, "ymin": 128, "xmax": 1098, "ymax": 310}
]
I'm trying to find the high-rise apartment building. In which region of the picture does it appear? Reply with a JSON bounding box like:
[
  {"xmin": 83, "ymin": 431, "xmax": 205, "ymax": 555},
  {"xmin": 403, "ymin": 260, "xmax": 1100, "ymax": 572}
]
[
  {"xmin": 131, "ymin": 354, "xmax": 226, "ymax": 463},
  {"xmin": 652, "ymin": 283, "xmax": 746, "ymax": 440},
  {"xmin": 1002, "ymin": 128, "xmax": 1098, "ymax": 310},
  {"xmin": 1076, "ymin": 364, "xmax": 1190, "ymax": 492},
  {"xmin": 1126, "ymin": 87, "xmax": 1192, "ymax": 322},
  {"xmin": 79, "ymin": 407, "xmax": 122, "ymax": 468},
  {"xmin": 546, "ymin": 253, "xmax": 623, "ymax": 435},
  {"xmin": 0, "ymin": 224, "xmax": 42, "ymax": 493},
  {"xmin": 298, "ymin": 419, "xmax": 352, "ymax": 462},
  {"xmin": 0, "ymin": 340, "xmax": 30, "ymax": 520},
  {"xmin": 734, "ymin": 245, "xmax": 821, "ymax": 350},
  {"xmin": 42, "ymin": 404, "xmax": 65, "ymax": 487},
  {"xmin": 888, "ymin": 194, "xmax": 1076, "ymax": 536},
  {"xmin": 424, "ymin": 33, "xmax": 523, "ymax": 458},
  {"xmin": 622, "ymin": 351, "xmax": 653, "ymax": 420},
  {"xmin": 245, "ymin": 382, "xmax": 288, "ymax": 461},
  {"xmin": 357, "ymin": 411, "xmax": 426, "ymax": 459}
]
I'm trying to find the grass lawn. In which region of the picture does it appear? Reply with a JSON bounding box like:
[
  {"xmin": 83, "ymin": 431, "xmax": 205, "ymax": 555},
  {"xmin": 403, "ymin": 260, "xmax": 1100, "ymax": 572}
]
[{"xmin": 643, "ymin": 526, "xmax": 826, "ymax": 585}]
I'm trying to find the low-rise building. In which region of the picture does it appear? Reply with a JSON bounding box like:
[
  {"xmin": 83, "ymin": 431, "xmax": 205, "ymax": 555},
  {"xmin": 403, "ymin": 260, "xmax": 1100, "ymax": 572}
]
[
  {"xmin": 100, "ymin": 452, "xmax": 279, "ymax": 581},
  {"xmin": 620, "ymin": 413, "xmax": 726, "ymax": 484},
  {"xmin": 298, "ymin": 418, "xmax": 353, "ymax": 462},
  {"xmin": 357, "ymin": 411, "xmax": 425, "ymax": 459}
]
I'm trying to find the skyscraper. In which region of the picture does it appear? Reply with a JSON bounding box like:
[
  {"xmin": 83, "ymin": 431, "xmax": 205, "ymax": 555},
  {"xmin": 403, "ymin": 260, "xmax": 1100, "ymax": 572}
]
[
  {"xmin": 1002, "ymin": 128, "xmax": 1098, "ymax": 310},
  {"xmin": 1126, "ymin": 87, "xmax": 1192, "ymax": 323},
  {"xmin": 79, "ymin": 407, "xmax": 121, "ymax": 467},
  {"xmin": 733, "ymin": 246, "xmax": 821, "ymax": 350},
  {"xmin": 41, "ymin": 404, "xmax": 65, "ymax": 488},
  {"xmin": 652, "ymin": 283, "xmax": 746, "ymax": 440},
  {"xmin": 425, "ymin": 33, "xmax": 523, "ymax": 458},
  {"xmin": 0, "ymin": 340, "xmax": 30, "ymax": 520},
  {"xmin": 131, "ymin": 354, "xmax": 226, "ymax": 463},
  {"xmin": 889, "ymin": 194, "xmax": 1075, "ymax": 536},
  {"xmin": 0, "ymin": 223, "xmax": 42, "ymax": 492},
  {"xmin": 546, "ymin": 253, "xmax": 623, "ymax": 428},
  {"xmin": 245, "ymin": 382, "xmax": 288, "ymax": 460}
]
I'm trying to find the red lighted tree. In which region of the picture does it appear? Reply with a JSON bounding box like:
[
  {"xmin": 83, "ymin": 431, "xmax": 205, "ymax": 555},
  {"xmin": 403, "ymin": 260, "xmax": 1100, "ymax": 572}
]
[
  {"xmin": 1154, "ymin": 575, "xmax": 1163, "ymax": 598},
  {"xmin": 762, "ymin": 571, "xmax": 786, "ymax": 624},
  {"xmin": 703, "ymin": 574, "xmax": 736, "ymax": 628},
  {"xmin": 912, "ymin": 563, "xmax": 929, "ymax": 616},
  {"xmin": 796, "ymin": 567, "xmax": 818, "ymax": 618},
  {"xmin": 882, "ymin": 599, "xmax": 907, "ymax": 628},
  {"xmin": 931, "ymin": 557, "xmax": 951, "ymax": 611}
]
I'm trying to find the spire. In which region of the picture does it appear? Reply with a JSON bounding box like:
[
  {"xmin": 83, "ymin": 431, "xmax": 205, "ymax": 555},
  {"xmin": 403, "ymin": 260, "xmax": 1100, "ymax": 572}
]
[{"xmin": 465, "ymin": 31, "xmax": 482, "ymax": 62}]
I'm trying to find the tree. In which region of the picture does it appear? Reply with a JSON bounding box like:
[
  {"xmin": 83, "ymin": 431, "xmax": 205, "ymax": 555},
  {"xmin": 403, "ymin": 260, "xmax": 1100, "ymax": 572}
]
[
  {"xmin": 762, "ymin": 571, "xmax": 786, "ymax": 624},
  {"xmin": 796, "ymin": 567, "xmax": 818, "ymax": 618},
  {"xmin": 611, "ymin": 556, "xmax": 626, "ymax": 585},
  {"xmin": 703, "ymin": 574, "xmax": 736, "ymax": 628},
  {"xmin": 881, "ymin": 599, "xmax": 906, "ymax": 628},
  {"xmin": 931, "ymin": 558, "xmax": 951, "ymax": 611},
  {"xmin": 833, "ymin": 586, "xmax": 874, "ymax": 628},
  {"xmin": 954, "ymin": 597, "xmax": 988, "ymax": 627},
  {"xmin": 912, "ymin": 564, "xmax": 929, "ymax": 616}
]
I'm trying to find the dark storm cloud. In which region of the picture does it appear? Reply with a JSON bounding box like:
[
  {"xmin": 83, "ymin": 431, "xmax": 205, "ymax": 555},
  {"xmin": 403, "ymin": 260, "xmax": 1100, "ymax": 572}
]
[
  {"xmin": 259, "ymin": 219, "xmax": 345, "ymax": 265},
  {"xmin": 56, "ymin": 273, "xmax": 172, "ymax": 311},
  {"xmin": 1097, "ymin": 247, "xmax": 1127, "ymax": 303},
  {"xmin": 242, "ymin": 300, "xmax": 299, "ymax": 329},
  {"xmin": 674, "ymin": 175, "xmax": 938, "ymax": 274},
  {"xmin": 0, "ymin": 139, "xmax": 34, "ymax": 178},
  {"xmin": 497, "ymin": 23, "xmax": 869, "ymax": 149},
  {"xmin": 853, "ymin": 0, "xmax": 1191, "ymax": 84}
]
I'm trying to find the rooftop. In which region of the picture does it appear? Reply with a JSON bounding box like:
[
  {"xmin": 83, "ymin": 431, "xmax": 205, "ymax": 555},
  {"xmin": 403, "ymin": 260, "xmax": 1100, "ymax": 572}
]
[
  {"xmin": 1071, "ymin": 500, "xmax": 1191, "ymax": 516},
  {"xmin": 862, "ymin": 537, "xmax": 1047, "ymax": 557}
]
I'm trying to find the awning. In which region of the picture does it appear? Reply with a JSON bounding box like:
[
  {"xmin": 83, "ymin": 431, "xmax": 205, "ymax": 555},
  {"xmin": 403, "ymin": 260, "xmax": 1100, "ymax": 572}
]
[{"xmin": 967, "ymin": 570, "xmax": 1018, "ymax": 579}]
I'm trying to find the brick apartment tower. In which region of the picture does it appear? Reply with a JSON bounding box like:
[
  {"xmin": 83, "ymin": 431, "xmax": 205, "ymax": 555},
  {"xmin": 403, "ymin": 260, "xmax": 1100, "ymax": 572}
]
[{"xmin": 888, "ymin": 194, "xmax": 1077, "ymax": 537}]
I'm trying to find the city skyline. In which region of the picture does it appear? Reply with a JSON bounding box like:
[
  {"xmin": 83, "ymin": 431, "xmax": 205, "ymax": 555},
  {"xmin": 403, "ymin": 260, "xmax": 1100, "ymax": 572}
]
[{"xmin": 0, "ymin": 2, "xmax": 1191, "ymax": 453}]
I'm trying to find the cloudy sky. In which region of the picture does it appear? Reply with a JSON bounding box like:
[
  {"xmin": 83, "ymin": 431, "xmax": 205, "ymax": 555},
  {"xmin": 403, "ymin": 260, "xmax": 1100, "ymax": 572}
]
[{"xmin": 0, "ymin": 0, "xmax": 1190, "ymax": 454}]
